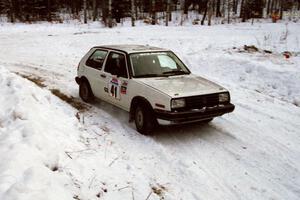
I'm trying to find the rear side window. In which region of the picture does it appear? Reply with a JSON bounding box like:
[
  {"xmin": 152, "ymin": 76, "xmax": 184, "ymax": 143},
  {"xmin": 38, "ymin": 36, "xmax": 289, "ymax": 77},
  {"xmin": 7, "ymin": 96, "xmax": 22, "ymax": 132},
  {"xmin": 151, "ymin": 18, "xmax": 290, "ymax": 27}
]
[{"xmin": 85, "ymin": 49, "xmax": 108, "ymax": 70}]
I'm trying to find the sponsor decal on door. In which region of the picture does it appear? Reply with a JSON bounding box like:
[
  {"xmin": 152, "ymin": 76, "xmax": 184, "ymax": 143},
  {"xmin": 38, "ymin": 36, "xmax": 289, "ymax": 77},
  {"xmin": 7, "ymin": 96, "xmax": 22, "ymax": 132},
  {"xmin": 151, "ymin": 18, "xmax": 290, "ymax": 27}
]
[
  {"xmin": 108, "ymin": 78, "xmax": 128, "ymax": 100},
  {"xmin": 121, "ymin": 81, "xmax": 128, "ymax": 94}
]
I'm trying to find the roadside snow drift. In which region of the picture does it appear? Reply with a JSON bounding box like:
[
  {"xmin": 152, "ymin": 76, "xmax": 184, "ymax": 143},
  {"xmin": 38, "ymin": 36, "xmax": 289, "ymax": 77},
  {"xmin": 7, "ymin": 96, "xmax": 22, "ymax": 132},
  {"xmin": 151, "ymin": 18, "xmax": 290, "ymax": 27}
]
[{"xmin": 0, "ymin": 65, "xmax": 86, "ymax": 200}]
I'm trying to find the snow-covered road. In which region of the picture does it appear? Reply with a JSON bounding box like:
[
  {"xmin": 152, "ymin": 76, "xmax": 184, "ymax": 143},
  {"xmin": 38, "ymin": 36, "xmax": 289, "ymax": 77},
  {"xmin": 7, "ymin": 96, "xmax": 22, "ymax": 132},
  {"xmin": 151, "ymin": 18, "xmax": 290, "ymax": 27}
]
[{"xmin": 0, "ymin": 22, "xmax": 300, "ymax": 200}]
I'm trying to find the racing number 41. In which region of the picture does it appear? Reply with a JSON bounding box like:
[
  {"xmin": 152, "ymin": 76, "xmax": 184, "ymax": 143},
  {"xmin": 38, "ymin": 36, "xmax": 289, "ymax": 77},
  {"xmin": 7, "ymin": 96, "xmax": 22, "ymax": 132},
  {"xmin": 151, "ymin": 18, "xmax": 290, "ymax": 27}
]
[
  {"xmin": 109, "ymin": 78, "xmax": 120, "ymax": 100},
  {"xmin": 110, "ymin": 84, "xmax": 118, "ymax": 98}
]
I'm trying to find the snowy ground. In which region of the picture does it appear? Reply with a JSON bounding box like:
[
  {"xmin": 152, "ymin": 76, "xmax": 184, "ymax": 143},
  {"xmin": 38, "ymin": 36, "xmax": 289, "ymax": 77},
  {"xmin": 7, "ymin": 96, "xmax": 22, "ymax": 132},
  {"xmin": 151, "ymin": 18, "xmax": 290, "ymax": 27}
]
[{"xmin": 0, "ymin": 21, "xmax": 300, "ymax": 200}]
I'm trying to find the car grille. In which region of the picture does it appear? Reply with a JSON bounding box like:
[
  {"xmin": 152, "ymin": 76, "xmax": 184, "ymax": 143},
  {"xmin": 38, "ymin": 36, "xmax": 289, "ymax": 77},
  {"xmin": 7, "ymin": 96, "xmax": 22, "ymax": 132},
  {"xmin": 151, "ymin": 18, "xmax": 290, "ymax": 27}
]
[{"xmin": 185, "ymin": 93, "xmax": 221, "ymax": 109}]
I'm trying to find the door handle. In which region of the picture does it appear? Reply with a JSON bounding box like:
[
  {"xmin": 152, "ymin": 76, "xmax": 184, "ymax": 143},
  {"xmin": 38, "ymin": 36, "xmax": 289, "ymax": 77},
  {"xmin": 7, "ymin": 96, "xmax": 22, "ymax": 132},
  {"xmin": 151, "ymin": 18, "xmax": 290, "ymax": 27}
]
[{"xmin": 100, "ymin": 74, "xmax": 106, "ymax": 78}]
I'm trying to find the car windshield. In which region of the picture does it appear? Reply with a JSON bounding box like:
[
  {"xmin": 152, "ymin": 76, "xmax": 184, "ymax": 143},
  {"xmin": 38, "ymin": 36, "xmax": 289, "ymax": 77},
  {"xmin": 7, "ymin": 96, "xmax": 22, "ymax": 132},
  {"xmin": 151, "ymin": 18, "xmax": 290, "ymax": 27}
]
[{"xmin": 130, "ymin": 51, "xmax": 190, "ymax": 78}]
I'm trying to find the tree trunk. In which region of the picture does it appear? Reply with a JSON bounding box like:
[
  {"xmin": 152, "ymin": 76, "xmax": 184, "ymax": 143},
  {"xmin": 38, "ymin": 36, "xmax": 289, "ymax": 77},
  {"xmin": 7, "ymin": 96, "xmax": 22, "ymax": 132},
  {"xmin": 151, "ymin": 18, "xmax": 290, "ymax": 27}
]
[
  {"xmin": 166, "ymin": 0, "xmax": 171, "ymax": 26},
  {"xmin": 273, "ymin": 0, "xmax": 277, "ymax": 11},
  {"xmin": 83, "ymin": 0, "xmax": 87, "ymax": 23},
  {"xmin": 216, "ymin": 0, "xmax": 221, "ymax": 17},
  {"xmin": 198, "ymin": 1, "xmax": 202, "ymax": 13},
  {"xmin": 101, "ymin": 0, "xmax": 107, "ymax": 25},
  {"xmin": 71, "ymin": 0, "xmax": 75, "ymax": 15},
  {"xmin": 47, "ymin": 0, "xmax": 51, "ymax": 22},
  {"xmin": 240, "ymin": 0, "xmax": 245, "ymax": 21},
  {"xmin": 9, "ymin": 0, "xmax": 15, "ymax": 23},
  {"xmin": 135, "ymin": 1, "xmax": 138, "ymax": 21},
  {"xmin": 279, "ymin": 0, "xmax": 283, "ymax": 20},
  {"xmin": 227, "ymin": 0, "xmax": 230, "ymax": 24},
  {"xmin": 276, "ymin": 0, "xmax": 280, "ymax": 11},
  {"xmin": 267, "ymin": 0, "xmax": 271, "ymax": 16},
  {"xmin": 151, "ymin": 0, "xmax": 156, "ymax": 25},
  {"xmin": 92, "ymin": 0, "xmax": 97, "ymax": 21},
  {"xmin": 232, "ymin": 0, "xmax": 236, "ymax": 14},
  {"xmin": 208, "ymin": 0, "xmax": 213, "ymax": 26},
  {"xmin": 234, "ymin": 0, "xmax": 238, "ymax": 14},
  {"xmin": 201, "ymin": 1, "xmax": 208, "ymax": 25},
  {"xmin": 222, "ymin": 0, "xmax": 226, "ymax": 16},
  {"xmin": 180, "ymin": 0, "xmax": 186, "ymax": 25},
  {"xmin": 270, "ymin": 0, "xmax": 275, "ymax": 13},
  {"xmin": 131, "ymin": 0, "xmax": 135, "ymax": 26},
  {"xmin": 169, "ymin": 1, "xmax": 172, "ymax": 22},
  {"xmin": 108, "ymin": 0, "xmax": 112, "ymax": 28}
]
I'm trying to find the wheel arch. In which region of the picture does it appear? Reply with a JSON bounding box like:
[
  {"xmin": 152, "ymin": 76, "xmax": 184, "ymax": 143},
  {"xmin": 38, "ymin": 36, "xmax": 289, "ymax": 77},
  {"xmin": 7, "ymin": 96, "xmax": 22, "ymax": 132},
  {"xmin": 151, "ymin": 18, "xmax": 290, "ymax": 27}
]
[
  {"xmin": 129, "ymin": 96, "xmax": 154, "ymax": 122},
  {"xmin": 77, "ymin": 76, "xmax": 89, "ymax": 83},
  {"xmin": 76, "ymin": 76, "xmax": 92, "ymax": 88}
]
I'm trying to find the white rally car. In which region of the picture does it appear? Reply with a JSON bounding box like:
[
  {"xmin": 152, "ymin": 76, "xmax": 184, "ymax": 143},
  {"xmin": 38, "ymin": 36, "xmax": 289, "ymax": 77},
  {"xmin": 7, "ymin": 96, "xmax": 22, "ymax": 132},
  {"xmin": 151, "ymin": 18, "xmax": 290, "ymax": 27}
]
[{"xmin": 75, "ymin": 45, "xmax": 235, "ymax": 134}]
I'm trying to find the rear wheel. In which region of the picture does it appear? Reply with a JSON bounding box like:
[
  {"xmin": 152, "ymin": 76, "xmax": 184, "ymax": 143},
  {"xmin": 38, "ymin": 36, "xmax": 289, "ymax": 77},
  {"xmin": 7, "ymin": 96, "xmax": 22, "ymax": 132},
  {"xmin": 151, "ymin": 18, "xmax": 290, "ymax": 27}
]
[
  {"xmin": 134, "ymin": 104, "xmax": 156, "ymax": 135},
  {"xmin": 79, "ymin": 80, "xmax": 94, "ymax": 103}
]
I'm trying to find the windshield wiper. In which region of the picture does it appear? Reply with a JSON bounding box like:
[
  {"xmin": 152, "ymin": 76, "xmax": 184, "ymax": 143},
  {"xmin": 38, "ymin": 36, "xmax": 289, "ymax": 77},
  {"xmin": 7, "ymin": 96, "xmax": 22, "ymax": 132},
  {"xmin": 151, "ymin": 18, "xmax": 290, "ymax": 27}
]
[
  {"xmin": 163, "ymin": 70, "xmax": 189, "ymax": 75},
  {"xmin": 134, "ymin": 74, "xmax": 169, "ymax": 78}
]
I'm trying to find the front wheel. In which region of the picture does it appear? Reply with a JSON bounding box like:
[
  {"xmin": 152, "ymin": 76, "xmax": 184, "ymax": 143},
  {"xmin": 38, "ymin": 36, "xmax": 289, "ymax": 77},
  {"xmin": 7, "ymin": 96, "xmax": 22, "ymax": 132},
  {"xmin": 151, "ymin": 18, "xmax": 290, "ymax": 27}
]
[{"xmin": 134, "ymin": 104, "xmax": 156, "ymax": 135}]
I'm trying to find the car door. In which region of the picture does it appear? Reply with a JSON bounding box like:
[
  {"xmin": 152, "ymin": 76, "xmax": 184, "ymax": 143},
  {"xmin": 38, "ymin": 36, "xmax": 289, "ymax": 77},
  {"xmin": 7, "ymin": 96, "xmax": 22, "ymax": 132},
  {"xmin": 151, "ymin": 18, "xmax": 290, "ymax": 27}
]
[
  {"xmin": 84, "ymin": 49, "xmax": 108, "ymax": 98},
  {"xmin": 100, "ymin": 51, "xmax": 131, "ymax": 109}
]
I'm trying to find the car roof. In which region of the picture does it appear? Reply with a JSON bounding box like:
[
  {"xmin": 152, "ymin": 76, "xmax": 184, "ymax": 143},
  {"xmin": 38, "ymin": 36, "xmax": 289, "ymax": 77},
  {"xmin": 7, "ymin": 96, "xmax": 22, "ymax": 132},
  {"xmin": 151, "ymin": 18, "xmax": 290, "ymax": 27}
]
[{"xmin": 93, "ymin": 45, "xmax": 169, "ymax": 54}]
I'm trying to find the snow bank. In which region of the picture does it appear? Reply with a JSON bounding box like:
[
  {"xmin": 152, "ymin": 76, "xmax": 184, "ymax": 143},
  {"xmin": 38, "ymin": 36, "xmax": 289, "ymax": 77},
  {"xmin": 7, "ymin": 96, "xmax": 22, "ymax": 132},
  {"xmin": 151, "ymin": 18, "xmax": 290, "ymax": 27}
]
[
  {"xmin": 186, "ymin": 50, "xmax": 300, "ymax": 106},
  {"xmin": 0, "ymin": 65, "xmax": 84, "ymax": 200}
]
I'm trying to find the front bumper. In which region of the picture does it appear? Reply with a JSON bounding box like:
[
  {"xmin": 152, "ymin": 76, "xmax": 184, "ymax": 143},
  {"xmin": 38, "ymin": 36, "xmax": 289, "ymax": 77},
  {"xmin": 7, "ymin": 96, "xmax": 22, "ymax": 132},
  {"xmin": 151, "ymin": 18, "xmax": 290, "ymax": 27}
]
[{"xmin": 154, "ymin": 103, "xmax": 235, "ymax": 125}]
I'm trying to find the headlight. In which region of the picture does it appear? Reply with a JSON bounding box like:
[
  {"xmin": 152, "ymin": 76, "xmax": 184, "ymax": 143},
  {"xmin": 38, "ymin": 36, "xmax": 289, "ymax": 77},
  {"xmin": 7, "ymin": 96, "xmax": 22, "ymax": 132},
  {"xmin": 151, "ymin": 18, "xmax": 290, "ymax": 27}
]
[
  {"xmin": 171, "ymin": 99, "xmax": 186, "ymax": 109},
  {"xmin": 219, "ymin": 93, "xmax": 229, "ymax": 103}
]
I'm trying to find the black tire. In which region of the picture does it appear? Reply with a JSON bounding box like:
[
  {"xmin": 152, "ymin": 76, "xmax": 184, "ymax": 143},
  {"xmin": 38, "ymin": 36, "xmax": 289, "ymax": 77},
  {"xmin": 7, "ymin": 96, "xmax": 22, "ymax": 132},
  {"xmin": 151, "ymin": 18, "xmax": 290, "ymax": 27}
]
[
  {"xmin": 79, "ymin": 79, "xmax": 94, "ymax": 103},
  {"xmin": 134, "ymin": 103, "xmax": 157, "ymax": 135}
]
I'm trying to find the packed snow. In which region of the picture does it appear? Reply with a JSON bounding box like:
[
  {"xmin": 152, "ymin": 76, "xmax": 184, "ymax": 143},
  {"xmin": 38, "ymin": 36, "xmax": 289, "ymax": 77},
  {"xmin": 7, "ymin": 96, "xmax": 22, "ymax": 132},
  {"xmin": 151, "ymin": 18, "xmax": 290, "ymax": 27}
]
[{"xmin": 0, "ymin": 21, "xmax": 300, "ymax": 200}]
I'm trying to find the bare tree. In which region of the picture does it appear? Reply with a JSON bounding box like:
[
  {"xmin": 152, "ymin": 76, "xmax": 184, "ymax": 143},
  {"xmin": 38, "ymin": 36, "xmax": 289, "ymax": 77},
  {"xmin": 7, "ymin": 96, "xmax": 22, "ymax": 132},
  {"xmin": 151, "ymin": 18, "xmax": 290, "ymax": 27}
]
[
  {"xmin": 9, "ymin": 0, "xmax": 15, "ymax": 23},
  {"xmin": 92, "ymin": 0, "xmax": 97, "ymax": 21},
  {"xmin": 227, "ymin": 0, "xmax": 231, "ymax": 24},
  {"xmin": 208, "ymin": 0, "xmax": 213, "ymax": 26},
  {"xmin": 270, "ymin": 0, "xmax": 275, "ymax": 13},
  {"xmin": 180, "ymin": 0, "xmax": 186, "ymax": 25},
  {"xmin": 83, "ymin": 0, "xmax": 87, "ymax": 23},
  {"xmin": 267, "ymin": 0, "xmax": 271, "ymax": 15},
  {"xmin": 279, "ymin": 0, "xmax": 283, "ymax": 19},
  {"xmin": 151, "ymin": 0, "xmax": 156, "ymax": 25},
  {"xmin": 240, "ymin": 0, "xmax": 245, "ymax": 21},
  {"xmin": 166, "ymin": 0, "xmax": 171, "ymax": 26},
  {"xmin": 131, "ymin": 0, "xmax": 135, "ymax": 26},
  {"xmin": 216, "ymin": 0, "xmax": 222, "ymax": 17},
  {"xmin": 233, "ymin": 0, "xmax": 238, "ymax": 14},
  {"xmin": 201, "ymin": 0, "xmax": 208, "ymax": 25},
  {"xmin": 108, "ymin": 0, "xmax": 112, "ymax": 28},
  {"xmin": 47, "ymin": 0, "xmax": 51, "ymax": 21}
]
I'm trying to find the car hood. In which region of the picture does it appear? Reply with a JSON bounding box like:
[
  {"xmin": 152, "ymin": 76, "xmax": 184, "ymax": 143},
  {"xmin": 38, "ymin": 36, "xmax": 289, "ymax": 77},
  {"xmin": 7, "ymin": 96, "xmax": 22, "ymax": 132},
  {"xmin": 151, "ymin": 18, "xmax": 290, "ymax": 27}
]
[{"xmin": 136, "ymin": 74, "xmax": 227, "ymax": 98}]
